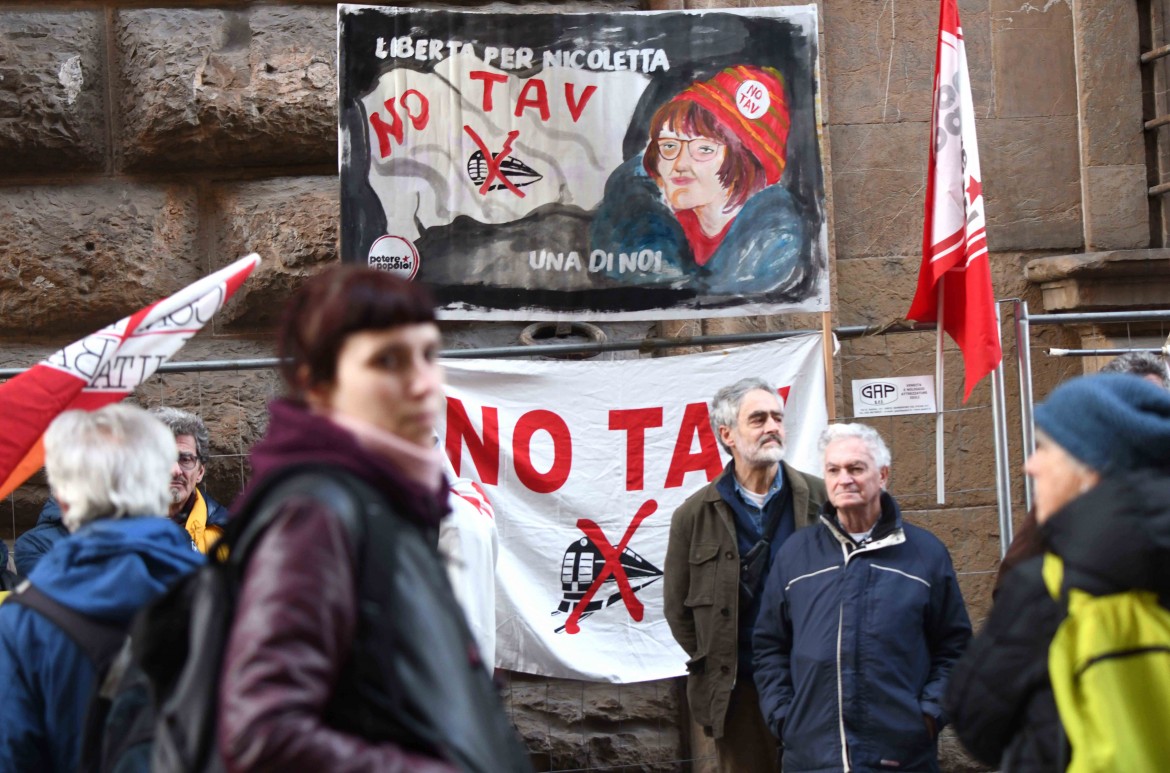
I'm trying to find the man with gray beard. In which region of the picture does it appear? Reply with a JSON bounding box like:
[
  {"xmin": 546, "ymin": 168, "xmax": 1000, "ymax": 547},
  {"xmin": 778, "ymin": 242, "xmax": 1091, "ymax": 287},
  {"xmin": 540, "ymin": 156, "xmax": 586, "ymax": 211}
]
[
  {"xmin": 151, "ymin": 406, "xmax": 229, "ymax": 554},
  {"xmin": 664, "ymin": 377, "xmax": 827, "ymax": 773}
]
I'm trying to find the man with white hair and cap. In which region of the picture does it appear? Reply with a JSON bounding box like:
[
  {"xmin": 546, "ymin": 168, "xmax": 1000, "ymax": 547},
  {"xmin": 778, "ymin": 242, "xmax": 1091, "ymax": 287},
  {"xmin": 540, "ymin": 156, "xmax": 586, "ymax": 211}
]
[{"xmin": 0, "ymin": 404, "xmax": 203, "ymax": 772}]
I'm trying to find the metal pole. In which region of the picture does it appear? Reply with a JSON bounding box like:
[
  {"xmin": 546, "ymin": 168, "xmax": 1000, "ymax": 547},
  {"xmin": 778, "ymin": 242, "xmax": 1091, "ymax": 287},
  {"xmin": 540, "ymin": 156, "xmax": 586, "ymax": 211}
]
[
  {"xmin": 1014, "ymin": 300, "xmax": 1035, "ymax": 512},
  {"xmin": 1026, "ymin": 309, "xmax": 1170, "ymax": 324},
  {"xmin": 1045, "ymin": 347, "xmax": 1166, "ymax": 357},
  {"xmin": 934, "ymin": 282, "xmax": 946, "ymax": 505},
  {"xmin": 0, "ymin": 323, "xmax": 938, "ymax": 379},
  {"xmin": 991, "ymin": 303, "xmax": 1014, "ymax": 558}
]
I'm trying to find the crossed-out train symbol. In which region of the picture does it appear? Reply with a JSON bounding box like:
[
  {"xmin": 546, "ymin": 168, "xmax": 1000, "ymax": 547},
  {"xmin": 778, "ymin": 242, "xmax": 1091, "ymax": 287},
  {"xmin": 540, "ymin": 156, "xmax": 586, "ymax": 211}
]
[{"xmin": 552, "ymin": 500, "xmax": 663, "ymax": 634}]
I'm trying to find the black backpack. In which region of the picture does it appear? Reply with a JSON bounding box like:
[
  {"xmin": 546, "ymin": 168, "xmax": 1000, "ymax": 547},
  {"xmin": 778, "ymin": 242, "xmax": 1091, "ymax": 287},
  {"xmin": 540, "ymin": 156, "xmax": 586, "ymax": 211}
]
[
  {"xmin": 134, "ymin": 465, "xmax": 533, "ymax": 773},
  {"xmin": 0, "ymin": 567, "xmax": 20, "ymax": 592},
  {"xmin": 132, "ymin": 467, "xmax": 359, "ymax": 773}
]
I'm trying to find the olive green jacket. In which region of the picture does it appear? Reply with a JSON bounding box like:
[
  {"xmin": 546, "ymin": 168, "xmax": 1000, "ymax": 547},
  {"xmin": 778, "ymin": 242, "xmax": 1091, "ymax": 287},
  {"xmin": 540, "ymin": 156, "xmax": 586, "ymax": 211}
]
[{"xmin": 663, "ymin": 461, "xmax": 826, "ymax": 738}]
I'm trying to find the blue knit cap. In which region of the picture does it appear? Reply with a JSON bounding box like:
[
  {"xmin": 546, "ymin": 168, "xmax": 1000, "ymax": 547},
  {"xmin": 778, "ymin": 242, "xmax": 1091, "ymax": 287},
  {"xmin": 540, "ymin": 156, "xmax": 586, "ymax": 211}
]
[{"xmin": 1034, "ymin": 373, "xmax": 1170, "ymax": 474}]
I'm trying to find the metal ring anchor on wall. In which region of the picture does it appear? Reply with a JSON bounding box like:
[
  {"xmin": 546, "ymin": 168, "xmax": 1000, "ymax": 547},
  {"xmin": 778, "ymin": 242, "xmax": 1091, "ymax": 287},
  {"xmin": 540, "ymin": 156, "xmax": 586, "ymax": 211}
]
[{"xmin": 519, "ymin": 321, "xmax": 607, "ymax": 360}]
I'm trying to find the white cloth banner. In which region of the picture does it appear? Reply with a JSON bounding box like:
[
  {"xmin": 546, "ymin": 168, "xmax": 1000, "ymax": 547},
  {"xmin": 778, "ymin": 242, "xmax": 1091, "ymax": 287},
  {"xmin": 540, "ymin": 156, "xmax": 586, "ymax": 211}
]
[
  {"xmin": 438, "ymin": 335, "xmax": 827, "ymax": 683},
  {"xmin": 361, "ymin": 51, "xmax": 651, "ymax": 242}
]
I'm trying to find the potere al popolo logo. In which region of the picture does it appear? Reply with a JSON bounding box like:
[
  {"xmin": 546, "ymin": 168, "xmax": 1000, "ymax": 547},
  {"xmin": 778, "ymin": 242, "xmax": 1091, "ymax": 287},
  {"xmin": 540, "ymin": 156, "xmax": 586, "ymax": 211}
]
[{"xmin": 368, "ymin": 234, "xmax": 420, "ymax": 280}]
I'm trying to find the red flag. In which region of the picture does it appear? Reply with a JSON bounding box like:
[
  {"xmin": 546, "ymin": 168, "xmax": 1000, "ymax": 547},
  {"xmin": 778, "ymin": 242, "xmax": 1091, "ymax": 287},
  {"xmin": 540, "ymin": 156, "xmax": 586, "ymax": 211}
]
[
  {"xmin": 907, "ymin": 0, "xmax": 1001, "ymax": 401},
  {"xmin": 0, "ymin": 254, "xmax": 261, "ymax": 498}
]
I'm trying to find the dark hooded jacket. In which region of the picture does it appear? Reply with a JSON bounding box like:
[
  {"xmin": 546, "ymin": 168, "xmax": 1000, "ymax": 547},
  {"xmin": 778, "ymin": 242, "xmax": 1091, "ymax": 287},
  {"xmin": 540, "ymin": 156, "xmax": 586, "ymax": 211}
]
[
  {"xmin": 217, "ymin": 399, "xmax": 460, "ymax": 773},
  {"xmin": 753, "ymin": 492, "xmax": 972, "ymax": 773},
  {"xmin": 945, "ymin": 473, "xmax": 1170, "ymax": 771},
  {"xmin": 0, "ymin": 517, "xmax": 202, "ymax": 772}
]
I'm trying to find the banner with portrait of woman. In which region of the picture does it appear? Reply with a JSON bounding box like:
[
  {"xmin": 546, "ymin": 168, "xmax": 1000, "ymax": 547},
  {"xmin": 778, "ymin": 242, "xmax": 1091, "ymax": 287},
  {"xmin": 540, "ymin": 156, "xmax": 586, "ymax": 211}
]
[{"xmin": 338, "ymin": 5, "xmax": 829, "ymax": 320}]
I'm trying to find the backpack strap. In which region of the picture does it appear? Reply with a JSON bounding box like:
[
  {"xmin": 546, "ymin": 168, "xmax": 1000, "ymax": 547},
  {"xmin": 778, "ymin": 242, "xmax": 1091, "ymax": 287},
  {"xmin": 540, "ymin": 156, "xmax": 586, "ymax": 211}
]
[
  {"xmin": 228, "ymin": 467, "xmax": 371, "ymax": 570},
  {"xmin": 1041, "ymin": 552, "xmax": 1074, "ymax": 770},
  {"xmin": 11, "ymin": 583, "xmax": 131, "ymax": 773},
  {"xmin": 8, "ymin": 583, "xmax": 126, "ymax": 669}
]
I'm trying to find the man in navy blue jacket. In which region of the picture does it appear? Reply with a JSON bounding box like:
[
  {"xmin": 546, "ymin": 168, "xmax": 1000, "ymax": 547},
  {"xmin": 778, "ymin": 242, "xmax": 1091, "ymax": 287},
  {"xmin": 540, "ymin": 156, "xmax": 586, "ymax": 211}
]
[{"xmin": 753, "ymin": 423, "xmax": 972, "ymax": 772}]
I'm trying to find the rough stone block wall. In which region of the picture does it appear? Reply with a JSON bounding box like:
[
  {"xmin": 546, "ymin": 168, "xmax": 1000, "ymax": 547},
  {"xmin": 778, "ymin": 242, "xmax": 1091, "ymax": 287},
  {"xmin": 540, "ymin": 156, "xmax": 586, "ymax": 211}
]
[{"xmin": 0, "ymin": 0, "xmax": 1111, "ymax": 770}]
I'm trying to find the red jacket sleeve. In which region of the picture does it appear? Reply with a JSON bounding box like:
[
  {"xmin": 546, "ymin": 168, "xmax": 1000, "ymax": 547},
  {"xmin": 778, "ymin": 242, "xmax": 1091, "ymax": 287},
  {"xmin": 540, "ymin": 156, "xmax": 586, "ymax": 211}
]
[{"xmin": 217, "ymin": 499, "xmax": 458, "ymax": 773}]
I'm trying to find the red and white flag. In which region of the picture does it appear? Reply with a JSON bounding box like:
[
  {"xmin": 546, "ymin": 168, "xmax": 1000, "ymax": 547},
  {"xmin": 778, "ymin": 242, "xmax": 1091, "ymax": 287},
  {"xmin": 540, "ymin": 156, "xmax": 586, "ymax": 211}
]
[
  {"xmin": 0, "ymin": 254, "xmax": 260, "ymax": 498},
  {"xmin": 907, "ymin": 0, "xmax": 1001, "ymax": 400}
]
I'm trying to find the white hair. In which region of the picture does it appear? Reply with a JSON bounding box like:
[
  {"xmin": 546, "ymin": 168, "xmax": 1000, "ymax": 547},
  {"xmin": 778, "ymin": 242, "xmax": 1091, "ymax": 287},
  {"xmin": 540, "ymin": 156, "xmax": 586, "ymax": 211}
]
[
  {"xmin": 44, "ymin": 403, "xmax": 177, "ymax": 532},
  {"xmin": 818, "ymin": 423, "xmax": 892, "ymax": 469}
]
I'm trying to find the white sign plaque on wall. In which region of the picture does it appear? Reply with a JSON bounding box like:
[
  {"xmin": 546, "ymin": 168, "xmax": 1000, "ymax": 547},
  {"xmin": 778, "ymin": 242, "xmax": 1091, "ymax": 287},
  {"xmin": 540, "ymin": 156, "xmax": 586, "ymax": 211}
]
[{"xmin": 851, "ymin": 376, "xmax": 937, "ymax": 417}]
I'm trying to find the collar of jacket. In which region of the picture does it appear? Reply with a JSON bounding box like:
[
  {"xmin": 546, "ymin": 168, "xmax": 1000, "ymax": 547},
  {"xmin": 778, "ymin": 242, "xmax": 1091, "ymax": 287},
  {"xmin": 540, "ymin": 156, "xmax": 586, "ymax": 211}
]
[
  {"xmin": 704, "ymin": 461, "xmax": 817, "ymax": 541},
  {"xmin": 704, "ymin": 461, "xmax": 812, "ymax": 503},
  {"xmin": 820, "ymin": 490, "xmax": 905, "ymax": 554}
]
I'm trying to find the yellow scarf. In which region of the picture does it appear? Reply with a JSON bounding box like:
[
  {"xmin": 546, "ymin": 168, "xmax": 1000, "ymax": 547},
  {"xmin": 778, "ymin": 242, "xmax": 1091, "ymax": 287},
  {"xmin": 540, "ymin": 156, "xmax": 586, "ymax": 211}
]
[{"xmin": 184, "ymin": 489, "xmax": 222, "ymax": 553}]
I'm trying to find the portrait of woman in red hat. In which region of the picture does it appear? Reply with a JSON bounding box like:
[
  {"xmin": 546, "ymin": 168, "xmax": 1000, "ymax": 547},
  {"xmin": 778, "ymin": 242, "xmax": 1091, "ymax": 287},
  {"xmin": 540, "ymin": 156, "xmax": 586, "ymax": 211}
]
[{"xmin": 591, "ymin": 64, "xmax": 816, "ymax": 300}]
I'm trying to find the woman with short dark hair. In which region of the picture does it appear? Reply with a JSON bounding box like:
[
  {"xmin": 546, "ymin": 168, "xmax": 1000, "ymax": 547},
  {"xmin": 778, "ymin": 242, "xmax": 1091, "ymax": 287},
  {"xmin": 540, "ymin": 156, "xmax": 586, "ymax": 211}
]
[{"xmin": 217, "ymin": 265, "xmax": 529, "ymax": 772}]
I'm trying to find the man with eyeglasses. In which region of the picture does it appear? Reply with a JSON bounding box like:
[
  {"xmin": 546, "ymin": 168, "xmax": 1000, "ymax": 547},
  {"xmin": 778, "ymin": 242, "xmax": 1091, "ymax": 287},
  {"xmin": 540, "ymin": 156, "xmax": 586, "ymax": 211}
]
[
  {"xmin": 14, "ymin": 406, "xmax": 228, "ymax": 573},
  {"xmin": 150, "ymin": 406, "xmax": 229, "ymax": 554}
]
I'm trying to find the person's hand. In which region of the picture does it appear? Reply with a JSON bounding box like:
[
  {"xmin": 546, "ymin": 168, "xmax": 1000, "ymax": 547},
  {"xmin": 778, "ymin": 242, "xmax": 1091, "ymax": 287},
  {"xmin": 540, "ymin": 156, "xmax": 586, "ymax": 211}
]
[{"xmin": 923, "ymin": 714, "xmax": 937, "ymax": 740}]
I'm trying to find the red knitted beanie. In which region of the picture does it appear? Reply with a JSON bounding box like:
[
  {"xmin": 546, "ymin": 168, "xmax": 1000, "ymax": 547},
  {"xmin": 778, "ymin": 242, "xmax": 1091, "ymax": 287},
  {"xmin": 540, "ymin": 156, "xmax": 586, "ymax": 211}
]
[{"xmin": 670, "ymin": 65, "xmax": 791, "ymax": 186}]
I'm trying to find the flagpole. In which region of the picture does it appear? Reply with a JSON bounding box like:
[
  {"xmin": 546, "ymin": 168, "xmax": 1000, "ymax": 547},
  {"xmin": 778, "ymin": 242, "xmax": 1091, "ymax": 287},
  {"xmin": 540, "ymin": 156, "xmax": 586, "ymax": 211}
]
[
  {"xmin": 821, "ymin": 311, "xmax": 836, "ymax": 421},
  {"xmin": 935, "ymin": 278, "xmax": 945, "ymax": 504}
]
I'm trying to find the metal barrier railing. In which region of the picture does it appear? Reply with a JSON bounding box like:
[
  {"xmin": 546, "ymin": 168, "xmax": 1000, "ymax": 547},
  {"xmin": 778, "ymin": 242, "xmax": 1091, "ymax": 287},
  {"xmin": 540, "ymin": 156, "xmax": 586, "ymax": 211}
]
[{"xmin": 0, "ymin": 322, "xmax": 938, "ymax": 378}]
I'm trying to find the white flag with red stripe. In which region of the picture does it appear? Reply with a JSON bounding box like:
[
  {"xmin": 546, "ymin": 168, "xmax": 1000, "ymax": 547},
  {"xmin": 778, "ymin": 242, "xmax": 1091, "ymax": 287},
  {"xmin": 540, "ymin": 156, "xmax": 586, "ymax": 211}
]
[
  {"xmin": 907, "ymin": 0, "xmax": 1001, "ymax": 400},
  {"xmin": 0, "ymin": 254, "xmax": 260, "ymax": 498}
]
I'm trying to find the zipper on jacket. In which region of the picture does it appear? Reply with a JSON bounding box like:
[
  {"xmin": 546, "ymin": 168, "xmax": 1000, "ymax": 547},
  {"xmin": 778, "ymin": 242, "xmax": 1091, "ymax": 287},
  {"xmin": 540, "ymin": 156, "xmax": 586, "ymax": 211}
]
[
  {"xmin": 827, "ymin": 517, "xmax": 905, "ymax": 773},
  {"xmin": 835, "ymin": 603, "xmax": 851, "ymax": 772},
  {"xmin": 832, "ymin": 537, "xmax": 888, "ymax": 772}
]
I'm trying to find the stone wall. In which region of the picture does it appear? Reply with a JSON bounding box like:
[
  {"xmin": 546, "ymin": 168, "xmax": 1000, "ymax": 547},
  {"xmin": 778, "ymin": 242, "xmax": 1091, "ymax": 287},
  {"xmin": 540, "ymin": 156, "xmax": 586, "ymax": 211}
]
[{"xmin": 0, "ymin": 0, "xmax": 1143, "ymax": 770}]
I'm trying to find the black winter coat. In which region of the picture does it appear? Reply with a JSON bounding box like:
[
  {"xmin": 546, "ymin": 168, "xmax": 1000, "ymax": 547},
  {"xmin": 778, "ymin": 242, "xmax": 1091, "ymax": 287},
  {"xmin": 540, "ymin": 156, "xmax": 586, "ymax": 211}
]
[{"xmin": 945, "ymin": 473, "xmax": 1170, "ymax": 771}]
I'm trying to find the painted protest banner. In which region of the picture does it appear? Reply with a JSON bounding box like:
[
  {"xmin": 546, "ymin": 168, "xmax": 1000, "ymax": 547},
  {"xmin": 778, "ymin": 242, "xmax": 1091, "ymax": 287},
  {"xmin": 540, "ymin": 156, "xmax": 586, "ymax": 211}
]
[
  {"xmin": 438, "ymin": 336, "xmax": 827, "ymax": 682},
  {"xmin": 339, "ymin": 5, "xmax": 829, "ymax": 320}
]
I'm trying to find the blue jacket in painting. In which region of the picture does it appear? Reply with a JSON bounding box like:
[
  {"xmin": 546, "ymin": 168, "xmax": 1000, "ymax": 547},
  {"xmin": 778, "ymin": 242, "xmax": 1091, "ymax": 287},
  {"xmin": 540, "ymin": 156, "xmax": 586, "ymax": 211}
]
[
  {"xmin": 752, "ymin": 492, "xmax": 972, "ymax": 773},
  {"xmin": 0, "ymin": 516, "xmax": 203, "ymax": 773},
  {"xmin": 589, "ymin": 155, "xmax": 816, "ymax": 298}
]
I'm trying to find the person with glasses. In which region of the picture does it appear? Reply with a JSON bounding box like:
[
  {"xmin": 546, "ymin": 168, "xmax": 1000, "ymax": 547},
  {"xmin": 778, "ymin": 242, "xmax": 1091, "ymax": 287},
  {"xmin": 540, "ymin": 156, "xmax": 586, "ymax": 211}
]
[
  {"xmin": 591, "ymin": 65, "xmax": 812, "ymax": 297},
  {"xmin": 151, "ymin": 406, "xmax": 229, "ymax": 553},
  {"xmin": 14, "ymin": 407, "xmax": 228, "ymax": 573}
]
